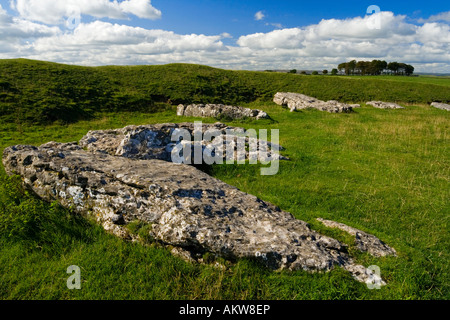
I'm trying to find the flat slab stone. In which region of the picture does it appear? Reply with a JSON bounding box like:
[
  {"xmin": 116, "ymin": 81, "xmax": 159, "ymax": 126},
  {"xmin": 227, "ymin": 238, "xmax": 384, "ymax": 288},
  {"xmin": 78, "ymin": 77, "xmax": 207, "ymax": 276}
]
[
  {"xmin": 317, "ymin": 218, "xmax": 397, "ymax": 257},
  {"xmin": 79, "ymin": 122, "xmax": 288, "ymax": 163},
  {"xmin": 177, "ymin": 104, "xmax": 269, "ymax": 120},
  {"xmin": 274, "ymin": 92, "xmax": 358, "ymax": 113},
  {"xmin": 2, "ymin": 124, "xmax": 396, "ymax": 286},
  {"xmin": 431, "ymin": 102, "xmax": 450, "ymax": 111},
  {"xmin": 366, "ymin": 101, "xmax": 405, "ymax": 109}
]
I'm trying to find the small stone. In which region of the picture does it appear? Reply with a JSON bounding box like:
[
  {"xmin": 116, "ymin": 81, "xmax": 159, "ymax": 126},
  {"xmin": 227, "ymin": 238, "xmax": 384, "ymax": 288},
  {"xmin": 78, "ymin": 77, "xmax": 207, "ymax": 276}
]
[
  {"xmin": 366, "ymin": 101, "xmax": 404, "ymax": 109},
  {"xmin": 317, "ymin": 218, "xmax": 397, "ymax": 257},
  {"xmin": 431, "ymin": 102, "xmax": 450, "ymax": 111}
]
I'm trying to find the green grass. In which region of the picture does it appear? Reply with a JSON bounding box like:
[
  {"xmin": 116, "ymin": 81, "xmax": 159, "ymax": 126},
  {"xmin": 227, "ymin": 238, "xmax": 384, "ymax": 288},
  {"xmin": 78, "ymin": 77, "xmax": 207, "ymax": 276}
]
[
  {"xmin": 1, "ymin": 104, "xmax": 449, "ymax": 300},
  {"xmin": 0, "ymin": 61, "xmax": 449, "ymax": 300},
  {"xmin": 343, "ymin": 75, "xmax": 450, "ymax": 87},
  {"xmin": 1, "ymin": 59, "xmax": 449, "ymax": 125}
]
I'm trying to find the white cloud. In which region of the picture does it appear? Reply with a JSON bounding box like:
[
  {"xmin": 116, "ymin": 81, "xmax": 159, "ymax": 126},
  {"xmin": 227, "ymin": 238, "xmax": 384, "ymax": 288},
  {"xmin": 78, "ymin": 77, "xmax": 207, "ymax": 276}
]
[
  {"xmin": 21, "ymin": 21, "xmax": 226, "ymax": 65},
  {"xmin": 220, "ymin": 32, "xmax": 233, "ymax": 39},
  {"xmin": 315, "ymin": 12, "xmax": 416, "ymax": 39},
  {"xmin": 0, "ymin": 4, "xmax": 12, "ymax": 23},
  {"xmin": 0, "ymin": 4, "xmax": 60, "ymax": 44},
  {"xmin": 239, "ymin": 12, "xmax": 417, "ymax": 48},
  {"xmin": 417, "ymin": 23, "xmax": 450, "ymax": 43},
  {"xmin": 265, "ymin": 22, "xmax": 283, "ymax": 29},
  {"xmin": 10, "ymin": 0, "xmax": 161, "ymax": 24},
  {"xmin": 119, "ymin": 0, "xmax": 161, "ymax": 20},
  {"xmin": 419, "ymin": 11, "xmax": 450, "ymax": 23},
  {"xmin": 236, "ymin": 11, "xmax": 450, "ymax": 72},
  {"xmin": 254, "ymin": 11, "xmax": 265, "ymax": 21},
  {"xmin": 0, "ymin": 6, "xmax": 449, "ymax": 73},
  {"xmin": 237, "ymin": 28, "xmax": 304, "ymax": 49}
]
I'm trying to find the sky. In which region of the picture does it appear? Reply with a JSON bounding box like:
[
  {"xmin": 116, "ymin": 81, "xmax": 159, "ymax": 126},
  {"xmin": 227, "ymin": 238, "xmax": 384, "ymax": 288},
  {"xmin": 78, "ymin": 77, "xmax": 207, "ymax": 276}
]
[{"xmin": 0, "ymin": 0, "xmax": 449, "ymax": 72}]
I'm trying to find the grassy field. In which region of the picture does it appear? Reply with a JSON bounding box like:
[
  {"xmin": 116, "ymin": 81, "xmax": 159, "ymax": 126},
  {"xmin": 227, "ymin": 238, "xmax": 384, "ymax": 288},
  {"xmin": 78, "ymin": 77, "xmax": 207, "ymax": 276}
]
[
  {"xmin": 345, "ymin": 75, "xmax": 450, "ymax": 87},
  {"xmin": 0, "ymin": 60, "xmax": 449, "ymax": 300},
  {"xmin": 1, "ymin": 59, "xmax": 449, "ymax": 124}
]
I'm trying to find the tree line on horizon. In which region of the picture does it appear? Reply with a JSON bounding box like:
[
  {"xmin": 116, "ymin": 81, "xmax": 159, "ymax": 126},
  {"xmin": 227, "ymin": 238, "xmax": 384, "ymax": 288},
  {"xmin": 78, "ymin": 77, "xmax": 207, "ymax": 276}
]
[{"xmin": 337, "ymin": 60, "xmax": 415, "ymax": 76}]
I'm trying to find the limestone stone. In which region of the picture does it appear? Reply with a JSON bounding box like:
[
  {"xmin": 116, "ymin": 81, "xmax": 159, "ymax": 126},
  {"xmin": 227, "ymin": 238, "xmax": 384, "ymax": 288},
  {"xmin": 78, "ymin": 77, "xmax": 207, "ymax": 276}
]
[
  {"xmin": 79, "ymin": 122, "xmax": 288, "ymax": 164},
  {"xmin": 3, "ymin": 141, "xmax": 388, "ymax": 286},
  {"xmin": 177, "ymin": 104, "xmax": 269, "ymax": 120},
  {"xmin": 366, "ymin": 101, "xmax": 404, "ymax": 109},
  {"xmin": 274, "ymin": 92, "xmax": 358, "ymax": 113},
  {"xmin": 431, "ymin": 102, "xmax": 450, "ymax": 111},
  {"xmin": 317, "ymin": 218, "xmax": 397, "ymax": 257}
]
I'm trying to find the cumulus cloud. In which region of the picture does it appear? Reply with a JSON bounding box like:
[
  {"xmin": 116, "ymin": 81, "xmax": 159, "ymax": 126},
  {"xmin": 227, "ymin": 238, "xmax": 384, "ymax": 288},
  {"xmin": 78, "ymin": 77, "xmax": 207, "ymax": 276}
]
[
  {"xmin": 9, "ymin": 0, "xmax": 161, "ymax": 24},
  {"xmin": 234, "ymin": 11, "xmax": 450, "ymax": 72},
  {"xmin": 419, "ymin": 11, "xmax": 450, "ymax": 23},
  {"xmin": 417, "ymin": 22, "xmax": 450, "ymax": 43},
  {"xmin": 0, "ymin": 4, "xmax": 60, "ymax": 47},
  {"xmin": 220, "ymin": 32, "xmax": 233, "ymax": 39},
  {"xmin": 0, "ymin": 5, "xmax": 449, "ymax": 73},
  {"xmin": 237, "ymin": 28, "xmax": 304, "ymax": 49},
  {"xmin": 254, "ymin": 11, "xmax": 265, "ymax": 21},
  {"xmin": 118, "ymin": 0, "xmax": 162, "ymax": 20},
  {"xmin": 239, "ymin": 12, "xmax": 417, "ymax": 48},
  {"xmin": 38, "ymin": 21, "xmax": 224, "ymax": 50},
  {"xmin": 16, "ymin": 21, "xmax": 226, "ymax": 65},
  {"xmin": 0, "ymin": 4, "xmax": 12, "ymax": 22}
]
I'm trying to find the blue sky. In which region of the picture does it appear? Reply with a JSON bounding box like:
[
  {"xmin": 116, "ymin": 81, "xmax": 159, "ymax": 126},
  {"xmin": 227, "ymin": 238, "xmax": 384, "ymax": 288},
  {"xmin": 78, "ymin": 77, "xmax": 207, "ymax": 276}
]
[
  {"xmin": 0, "ymin": 0, "xmax": 449, "ymax": 72},
  {"xmin": 144, "ymin": 0, "xmax": 446, "ymax": 35}
]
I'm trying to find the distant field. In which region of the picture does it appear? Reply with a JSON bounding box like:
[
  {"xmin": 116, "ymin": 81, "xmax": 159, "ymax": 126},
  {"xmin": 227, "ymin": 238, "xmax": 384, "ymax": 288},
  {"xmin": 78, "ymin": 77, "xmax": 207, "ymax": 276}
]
[
  {"xmin": 0, "ymin": 60, "xmax": 449, "ymax": 300},
  {"xmin": 346, "ymin": 75, "xmax": 450, "ymax": 87}
]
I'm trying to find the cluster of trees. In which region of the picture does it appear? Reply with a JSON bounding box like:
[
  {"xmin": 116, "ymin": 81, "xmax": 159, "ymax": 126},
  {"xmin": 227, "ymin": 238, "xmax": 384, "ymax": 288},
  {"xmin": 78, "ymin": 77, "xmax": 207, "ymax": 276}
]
[{"xmin": 337, "ymin": 60, "xmax": 415, "ymax": 76}]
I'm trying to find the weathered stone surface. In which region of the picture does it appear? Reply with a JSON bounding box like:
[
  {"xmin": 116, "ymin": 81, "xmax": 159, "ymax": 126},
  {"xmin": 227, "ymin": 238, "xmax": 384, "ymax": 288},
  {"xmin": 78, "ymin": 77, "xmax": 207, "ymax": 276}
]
[
  {"xmin": 366, "ymin": 101, "xmax": 404, "ymax": 109},
  {"xmin": 3, "ymin": 141, "xmax": 388, "ymax": 285},
  {"xmin": 317, "ymin": 218, "xmax": 397, "ymax": 257},
  {"xmin": 79, "ymin": 122, "xmax": 288, "ymax": 163},
  {"xmin": 177, "ymin": 104, "xmax": 269, "ymax": 120},
  {"xmin": 431, "ymin": 102, "xmax": 450, "ymax": 111},
  {"xmin": 274, "ymin": 92, "xmax": 358, "ymax": 113}
]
